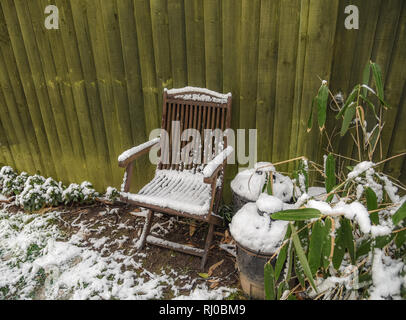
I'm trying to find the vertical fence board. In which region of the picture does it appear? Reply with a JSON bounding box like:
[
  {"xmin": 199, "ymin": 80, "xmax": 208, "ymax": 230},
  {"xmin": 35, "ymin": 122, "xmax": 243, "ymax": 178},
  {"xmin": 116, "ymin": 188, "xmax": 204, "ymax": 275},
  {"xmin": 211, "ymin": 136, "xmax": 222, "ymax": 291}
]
[
  {"xmin": 167, "ymin": 0, "xmax": 187, "ymax": 88},
  {"xmin": 184, "ymin": 0, "xmax": 206, "ymax": 87},
  {"xmin": 117, "ymin": 0, "xmax": 150, "ymax": 190},
  {"xmin": 0, "ymin": 50, "xmax": 36, "ymax": 174},
  {"xmin": 272, "ymin": 0, "xmax": 300, "ymax": 170},
  {"xmin": 256, "ymin": 0, "xmax": 279, "ymax": 164},
  {"xmin": 204, "ymin": 0, "xmax": 222, "ymax": 92}
]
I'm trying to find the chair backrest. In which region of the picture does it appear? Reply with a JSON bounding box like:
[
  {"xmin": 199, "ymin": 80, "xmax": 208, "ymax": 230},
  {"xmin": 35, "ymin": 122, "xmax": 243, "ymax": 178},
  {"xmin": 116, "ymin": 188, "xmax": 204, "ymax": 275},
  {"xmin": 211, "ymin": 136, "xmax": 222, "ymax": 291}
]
[{"xmin": 158, "ymin": 87, "xmax": 232, "ymax": 171}]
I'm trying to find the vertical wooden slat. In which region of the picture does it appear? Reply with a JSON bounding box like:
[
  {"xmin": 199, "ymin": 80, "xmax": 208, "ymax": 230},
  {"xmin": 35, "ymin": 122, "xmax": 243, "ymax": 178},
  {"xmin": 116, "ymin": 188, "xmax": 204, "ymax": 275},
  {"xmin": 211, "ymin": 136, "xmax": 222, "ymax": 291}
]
[
  {"xmin": 39, "ymin": 0, "xmax": 91, "ymax": 183},
  {"xmin": 381, "ymin": 3, "xmax": 406, "ymax": 177},
  {"xmin": 222, "ymin": 0, "xmax": 241, "ymax": 200},
  {"xmin": 323, "ymin": 0, "xmax": 359, "ymax": 161},
  {"xmin": 256, "ymin": 0, "xmax": 279, "ymax": 164},
  {"xmin": 151, "ymin": 0, "xmax": 173, "ymax": 110},
  {"xmin": 385, "ymin": 82, "xmax": 406, "ymax": 179},
  {"xmin": 25, "ymin": 0, "xmax": 79, "ymax": 182},
  {"xmin": 204, "ymin": 0, "xmax": 222, "ymax": 92},
  {"xmin": 85, "ymin": 0, "xmax": 123, "ymax": 186},
  {"xmin": 0, "ymin": 83, "xmax": 19, "ymax": 170},
  {"xmin": 272, "ymin": 0, "xmax": 301, "ymax": 171},
  {"xmin": 0, "ymin": 99, "xmax": 15, "ymax": 168},
  {"xmin": 0, "ymin": 49, "xmax": 36, "ymax": 174},
  {"xmin": 0, "ymin": 1, "xmax": 57, "ymax": 178},
  {"xmin": 338, "ymin": 0, "xmax": 381, "ymax": 163},
  {"xmin": 0, "ymin": 5, "xmax": 44, "ymax": 175},
  {"xmin": 54, "ymin": 0, "xmax": 105, "ymax": 189},
  {"xmin": 70, "ymin": 0, "xmax": 114, "ymax": 188},
  {"xmin": 288, "ymin": 0, "xmax": 310, "ymax": 172},
  {"xmin": 7, "ymin": 0, "xmax": 68, "ymax": 181},
  {"xmin": 184, "ymin": 0, "xmax": 205, "ymax": 87},
  {"xmin": 167, "ymin": 0, "xmax": 187, "ymax": 88},
  {"xmin": 134, "ymin": 0, "xmax": 160, "ymax": 136},
  {"xmin": 296, "ymin": 0, "xmax": 340, "ymax": 164}
]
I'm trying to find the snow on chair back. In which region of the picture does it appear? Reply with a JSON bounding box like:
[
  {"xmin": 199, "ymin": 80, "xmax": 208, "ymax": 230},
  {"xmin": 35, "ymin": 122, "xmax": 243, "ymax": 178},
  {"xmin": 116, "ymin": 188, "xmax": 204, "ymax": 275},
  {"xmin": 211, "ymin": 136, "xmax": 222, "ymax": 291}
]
[{"xmin": 159, "ymin": 87, "xmax": 232, "ymax": 171}]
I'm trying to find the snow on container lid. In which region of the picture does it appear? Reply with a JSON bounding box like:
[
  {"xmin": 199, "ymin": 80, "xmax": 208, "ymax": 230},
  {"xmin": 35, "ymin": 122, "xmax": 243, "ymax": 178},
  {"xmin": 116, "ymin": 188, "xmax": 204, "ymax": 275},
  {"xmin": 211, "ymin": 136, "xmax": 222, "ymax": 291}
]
[
  {"xmin": 254, "ymin": 162, "xmax": 275, "ymax": 173},
  {"xmin": 256, "ymin": 194, "xmax": 283, "ymax": 214},
  {"xmin": 229, "ymin": 202, "xmax": 288, "ymax": 255},
  {"xmin": 272, "ymin": 172, "xmax": 294, "ymax": 203},
  {"xmin": 230, "ymin": 168, "xmax": 267, "ymax": 202}
]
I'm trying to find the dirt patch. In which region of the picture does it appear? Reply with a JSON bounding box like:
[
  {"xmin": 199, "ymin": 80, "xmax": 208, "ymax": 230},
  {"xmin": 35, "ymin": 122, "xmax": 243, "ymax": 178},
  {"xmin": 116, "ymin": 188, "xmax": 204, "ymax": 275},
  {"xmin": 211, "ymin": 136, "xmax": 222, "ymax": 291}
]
[{"xmin": 2, "ymin": 201, "xmax": 245, "ymax": 299}]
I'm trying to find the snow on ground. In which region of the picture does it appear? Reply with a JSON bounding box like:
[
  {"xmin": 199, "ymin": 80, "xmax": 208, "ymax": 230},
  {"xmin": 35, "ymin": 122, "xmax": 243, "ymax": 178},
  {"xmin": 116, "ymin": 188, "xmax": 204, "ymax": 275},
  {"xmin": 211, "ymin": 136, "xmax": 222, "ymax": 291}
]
[{"xmin": 0, "ymin": 207, "xmax": 235, "ymax": 300}]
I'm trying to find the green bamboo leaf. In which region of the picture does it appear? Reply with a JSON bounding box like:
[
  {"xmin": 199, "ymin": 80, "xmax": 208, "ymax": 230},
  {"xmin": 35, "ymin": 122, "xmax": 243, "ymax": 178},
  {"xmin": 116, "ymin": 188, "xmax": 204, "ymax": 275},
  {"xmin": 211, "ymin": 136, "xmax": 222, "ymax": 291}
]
[
  {"xmin": 198, "ymin": 273, "xmax": 209, "ymax": 279},
  {"xmin": 341, "ymin": 219, "xmax": 355, "ymax": 264},
  {"xmin": 307, "ymin": 97, "xmax": 316, "ymax": 132},
  {"xmin": 370, "ymin": 62, "xmax": 384, "ymax": 102},
  {"xmin": 275, "ymin": 227, "xmax": 292, "ymax": 280},
  {"xmin": 321, "ymin": 218, "xmax": 332, "ymax": 269},
  {"xmin": 325, "ymin": 154, "xmax": 336, "ymax": 194},
  {"xmin": 317, "ymin": 84, "xmax": 329, "ymax": 130},
  {"xmin": 336, "ymin": 85, "xmax": 359, "ymax": 119},
  {"xmin": 340, "ymin": 104, "xmax": 356, "ymax": 136},
  {"xmin": 291, "ymin": 224, "xmax": 318, "ymax": 292},
  {"xmin": 356, "ymin": 239, "xmax": 372, "ymax": 259},
  {"xmin": 361, "ymin": 62, "xmax": 371, "ymax": 97},
  {"xmin": 264, "ymin": 263, "xmax": 276, "ymax": 300},
  {"xmin": 267, "ymin": 175, "xmax": 273, "ymax": 195},
  {"xmin": 271, "ymin": 208, "xmax": 322, "ymax": 221},
  {"xmin": 392, "ymin": 201, "xmax": 406, "ymax": 226},
  {"xmin": 374, "ymin": 235, "xmax": 394, "ymax": 249},
  {"xmin": 368, "ymin": 125, "xmax": 380, "ymax": 154},
  {"xmin": 294, "ymin": 253, "xmax": 306, "ymax": 288},
  {"xmin": 308, "ymin": 220, "xmax": 324, "ymax": 275},
  {"xmin": 277, "ymin": 281, "xmax": 288, "ymax": 300},
  {"xmin": 395, "ymin": 230, "xmax": 406, "ymax": 249},
  {"xmin": 365, "ymin": 187, "xmax": 379, "ymax": 225},
  {"xmin": 332, "ymin": 221, "xmax": 345, "ymax": 270},
  {"xmin": 359, "ymin": 94, "xmax": 377, "ymax": 117}
]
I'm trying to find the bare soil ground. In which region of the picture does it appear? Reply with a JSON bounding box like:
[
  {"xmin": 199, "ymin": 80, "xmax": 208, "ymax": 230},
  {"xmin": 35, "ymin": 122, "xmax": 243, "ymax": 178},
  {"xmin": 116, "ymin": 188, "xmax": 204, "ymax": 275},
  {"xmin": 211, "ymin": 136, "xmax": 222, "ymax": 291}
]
[{"xmin": 2, "ymin": 200, "xmax": 246, "ymax": 299}]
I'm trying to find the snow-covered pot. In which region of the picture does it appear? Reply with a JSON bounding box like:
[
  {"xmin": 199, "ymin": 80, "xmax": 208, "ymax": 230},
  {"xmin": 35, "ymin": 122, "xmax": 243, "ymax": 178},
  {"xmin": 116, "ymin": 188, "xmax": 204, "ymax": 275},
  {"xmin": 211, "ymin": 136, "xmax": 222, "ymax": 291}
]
[
  {"xmin": 235, "ymin": 242, "xmax": 275, "ymax": 299},
  {"xmin": 229, "ymin": 202, "xmax": 289, "ymax": 299},
  {"xmin": 230, "ymin": 164, "xmax": 270, "ymax": 214}
]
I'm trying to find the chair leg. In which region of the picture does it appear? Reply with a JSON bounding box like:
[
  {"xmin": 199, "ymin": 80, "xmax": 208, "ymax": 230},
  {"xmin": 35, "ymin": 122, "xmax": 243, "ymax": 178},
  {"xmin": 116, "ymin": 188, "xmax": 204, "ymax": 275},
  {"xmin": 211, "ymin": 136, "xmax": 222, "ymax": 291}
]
[
  {"xmin": 200, "ymin": 223, "xmax": 215, "ymax": 271},
  {"xmin": 138, "ymin": 210, "xmax": 154, "ymax": 250}
]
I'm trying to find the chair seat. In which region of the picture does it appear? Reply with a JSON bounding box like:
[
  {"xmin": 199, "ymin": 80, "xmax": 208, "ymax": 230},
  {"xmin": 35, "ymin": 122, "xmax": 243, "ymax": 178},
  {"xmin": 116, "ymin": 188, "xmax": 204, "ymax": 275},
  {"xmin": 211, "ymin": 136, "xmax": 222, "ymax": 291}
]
[{"xmin": 122, "ymin": 170, "xmax": 212, "ymax": 216}]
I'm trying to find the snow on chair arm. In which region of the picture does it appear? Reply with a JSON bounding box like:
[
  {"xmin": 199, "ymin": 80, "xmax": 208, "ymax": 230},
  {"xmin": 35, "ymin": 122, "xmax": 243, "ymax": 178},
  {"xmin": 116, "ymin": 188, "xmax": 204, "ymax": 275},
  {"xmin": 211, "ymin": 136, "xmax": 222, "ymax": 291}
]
[
  {"xmin": 118, "ymin": 137, "xmax": 160, "ymax": 168},
  {"xmin": 203, "ymin": 146, "xmax": 234, "ymax": 182}
]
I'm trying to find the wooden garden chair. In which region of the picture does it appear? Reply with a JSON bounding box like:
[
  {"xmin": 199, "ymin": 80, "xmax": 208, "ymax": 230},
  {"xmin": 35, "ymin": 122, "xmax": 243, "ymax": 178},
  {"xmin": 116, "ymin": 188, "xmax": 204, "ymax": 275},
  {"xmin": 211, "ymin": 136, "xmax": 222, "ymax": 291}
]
[{"xmin": 118, "ymin": 87, "xmax": 233, "ymax": 270}]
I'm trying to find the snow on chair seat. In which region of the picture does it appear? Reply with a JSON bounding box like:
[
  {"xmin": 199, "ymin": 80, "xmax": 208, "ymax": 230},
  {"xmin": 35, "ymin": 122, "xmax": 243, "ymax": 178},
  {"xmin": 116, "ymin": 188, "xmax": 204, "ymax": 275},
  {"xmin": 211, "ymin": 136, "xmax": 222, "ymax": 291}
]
[{"xmin": 122, "ymin": 170, "xmax": 212, "ymax": 216}]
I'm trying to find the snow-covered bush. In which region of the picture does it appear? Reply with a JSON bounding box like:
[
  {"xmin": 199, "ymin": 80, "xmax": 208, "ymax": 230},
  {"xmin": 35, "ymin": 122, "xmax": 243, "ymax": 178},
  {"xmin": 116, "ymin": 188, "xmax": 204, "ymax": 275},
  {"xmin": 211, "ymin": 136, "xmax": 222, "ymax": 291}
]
[
  {"xmin": 62, "ymin": 182, "xmax": 98, "ymax": 205},
  {"xmin": 105, "ymin": 187, "xmax": 120, "ymax": 203},
  {"xmin": 0, "ymin": 168, "xmax": 103, "ymax": 211},
  {"xmin": 0, "ymin": 166, "xmax": 17, "ymax": 196}
]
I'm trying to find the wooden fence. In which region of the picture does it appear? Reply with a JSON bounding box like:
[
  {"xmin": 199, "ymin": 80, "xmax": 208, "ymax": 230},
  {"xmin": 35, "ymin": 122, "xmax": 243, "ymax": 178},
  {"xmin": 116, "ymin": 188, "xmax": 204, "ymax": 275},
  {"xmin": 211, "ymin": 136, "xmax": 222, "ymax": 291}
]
[{"xmin": 0, "ymin": 0, "xmax": 405, "ymax": 199}]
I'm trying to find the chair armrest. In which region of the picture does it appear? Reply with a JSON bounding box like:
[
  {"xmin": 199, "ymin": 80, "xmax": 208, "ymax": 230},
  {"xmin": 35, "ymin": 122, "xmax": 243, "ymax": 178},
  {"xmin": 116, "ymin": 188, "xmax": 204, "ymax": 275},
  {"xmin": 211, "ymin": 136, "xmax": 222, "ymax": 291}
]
[
  {"xmin": 118, "ymin": 137, "xmax": 160, "ymax": 168},
  {"xmin": 203, "ymin": 146, "xmax": 234, "ymax": 183}
]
